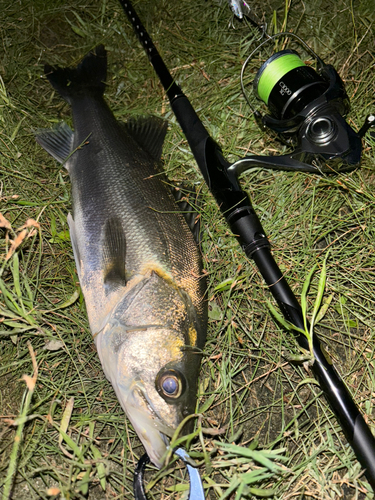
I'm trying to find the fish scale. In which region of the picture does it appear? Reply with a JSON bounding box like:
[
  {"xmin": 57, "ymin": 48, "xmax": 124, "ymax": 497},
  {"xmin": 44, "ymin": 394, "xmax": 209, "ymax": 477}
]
[
  {"xmin": 36, "ymin": 45, "xmax": 207, "ymax": 468},
  {"xmin": 71, "ymin": 95, "xmax": 199, "ymax": 287}
]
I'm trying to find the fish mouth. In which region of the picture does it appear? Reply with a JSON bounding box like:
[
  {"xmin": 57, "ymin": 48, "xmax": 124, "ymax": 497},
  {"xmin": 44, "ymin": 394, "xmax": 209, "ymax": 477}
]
[{"xmin": 124, "ymin": 383, "xmax": 175, "ymax": 469}]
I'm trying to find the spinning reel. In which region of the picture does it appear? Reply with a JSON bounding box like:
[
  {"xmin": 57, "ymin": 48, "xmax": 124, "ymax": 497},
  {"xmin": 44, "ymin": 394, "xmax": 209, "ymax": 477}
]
[{"xmin": 229, "ymin": 31, "xmax": 375, "ymax": 177}]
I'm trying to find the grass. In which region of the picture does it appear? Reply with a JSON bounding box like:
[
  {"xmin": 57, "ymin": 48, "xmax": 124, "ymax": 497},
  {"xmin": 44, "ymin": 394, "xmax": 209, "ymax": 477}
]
[{"xmin": 0, "ymin": 0, "xmax": 375, "ymax": 498}]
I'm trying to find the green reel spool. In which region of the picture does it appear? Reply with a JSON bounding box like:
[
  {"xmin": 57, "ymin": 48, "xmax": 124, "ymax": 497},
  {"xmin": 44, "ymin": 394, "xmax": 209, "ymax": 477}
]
[{"xmin": 253, "ymin": 49, "xmax": 328, "ymax": 120}]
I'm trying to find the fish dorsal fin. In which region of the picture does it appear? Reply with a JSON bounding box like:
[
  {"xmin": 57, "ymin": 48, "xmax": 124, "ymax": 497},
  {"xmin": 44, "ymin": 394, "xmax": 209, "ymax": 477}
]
[
  {"xmin": 35, "ymin": 122, "xmax": 74, "ymax": 164},
  {"xmin": 172, "ymin": 184, "xmax": 202, "ymax": 248},
  {"xmin": 124, "ymin": 117, "xmax": 168, "ymax": 161},
  {"xmin": 102, "ymin": 217, "xmax": 127, "ymax": 291}
]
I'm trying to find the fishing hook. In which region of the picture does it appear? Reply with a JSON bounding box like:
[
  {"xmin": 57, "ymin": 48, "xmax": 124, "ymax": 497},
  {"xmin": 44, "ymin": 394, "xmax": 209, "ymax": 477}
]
[{"xmin": 133, "ymin": 448, "xmax": 205, "ymax": 500}]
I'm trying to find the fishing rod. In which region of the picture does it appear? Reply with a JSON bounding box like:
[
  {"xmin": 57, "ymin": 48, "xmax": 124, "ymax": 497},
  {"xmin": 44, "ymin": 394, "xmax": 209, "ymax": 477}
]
[{"xmin": 118, "ymin": 0, "xmax": 375, "ymax": 492}]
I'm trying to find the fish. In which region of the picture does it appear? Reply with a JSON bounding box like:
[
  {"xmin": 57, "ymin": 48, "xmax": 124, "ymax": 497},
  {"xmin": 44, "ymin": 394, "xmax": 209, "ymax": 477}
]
[{"xmin": 36, "ymin": 45, "xmax": 207, "ymax": 468}]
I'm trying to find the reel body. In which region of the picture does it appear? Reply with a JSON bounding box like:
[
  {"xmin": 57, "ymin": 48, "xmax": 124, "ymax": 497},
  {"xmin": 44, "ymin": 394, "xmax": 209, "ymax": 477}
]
[{"xmin": 238, "ymin": 33, "xmax": 374, "ymax": 174}]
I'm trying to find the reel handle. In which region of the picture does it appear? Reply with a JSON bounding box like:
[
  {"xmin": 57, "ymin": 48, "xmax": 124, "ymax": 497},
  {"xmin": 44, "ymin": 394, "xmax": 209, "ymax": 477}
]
[{"xmin": 358, "ymin": 114, "xmax": 375, "ymax": 138}]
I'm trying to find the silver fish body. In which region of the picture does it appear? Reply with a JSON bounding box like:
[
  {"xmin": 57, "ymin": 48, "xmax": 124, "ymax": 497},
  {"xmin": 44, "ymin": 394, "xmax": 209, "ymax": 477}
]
[{"xmin": 36, "ymin": 46, "xmax": 207, "ymax": 468}]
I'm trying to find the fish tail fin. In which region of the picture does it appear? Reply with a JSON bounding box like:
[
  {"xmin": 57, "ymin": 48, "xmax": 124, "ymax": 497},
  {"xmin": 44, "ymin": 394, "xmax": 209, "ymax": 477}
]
[{"xmin": 44, "ymin": 45, "xmax": 107, "ymax": 103}]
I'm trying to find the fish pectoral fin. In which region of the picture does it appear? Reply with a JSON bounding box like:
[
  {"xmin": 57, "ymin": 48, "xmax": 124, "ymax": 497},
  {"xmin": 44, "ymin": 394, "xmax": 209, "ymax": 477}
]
[
  {"xmin": 35, "ymin": 122, "xmax": 74, "ymax": 165},
  {"xmin": 124, "ymin": 116, "xmax": 168, "ymax": 161},
  {"xmin": 67, "ymin": 213, "xmax": 82, "ymax": 279},
  {"xmin": 102, "ymin": 217, "xmax": 127, "ymax": 291}
]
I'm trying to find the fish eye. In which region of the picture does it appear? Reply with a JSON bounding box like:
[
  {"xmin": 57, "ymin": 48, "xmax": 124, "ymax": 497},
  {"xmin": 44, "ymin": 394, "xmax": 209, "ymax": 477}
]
[
  {"xmin": 156, "ymin": 369, "xmax": 185, "ymax": 400},
  {"xmin": 162, "ymin": 376, "xmax": 178, "ymax": 395}
]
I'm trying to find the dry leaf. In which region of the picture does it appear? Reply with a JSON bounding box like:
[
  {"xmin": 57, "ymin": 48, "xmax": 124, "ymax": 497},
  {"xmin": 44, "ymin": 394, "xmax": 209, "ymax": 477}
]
[
  {"xmin": 0, "ymin": 213, "xmax": 11, "ymax": 230},
  {"xmin": 21, "ymin": 374, "xmax": 36, "ymax": 392},
  {"xmin": 43, "ymin": 339, "xmax": 64, "ymax": 351},
  {"xmin": 17, "ymin": 218, "xmax": 40, "ymax": 231},
  {"xmin": 5, "ymin": 229, "xmax": 27, "ymax": 260},
  {"xmin": 46, "ymin": 487, "xmax": 61, "ymax": 496},
  {"xmin": 3, "ymin": 418, "xmax": 16, "ymax": 425},
  {"xmin": 20, "ymin": 342, "xmax": 38, "ymax": 393}
]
